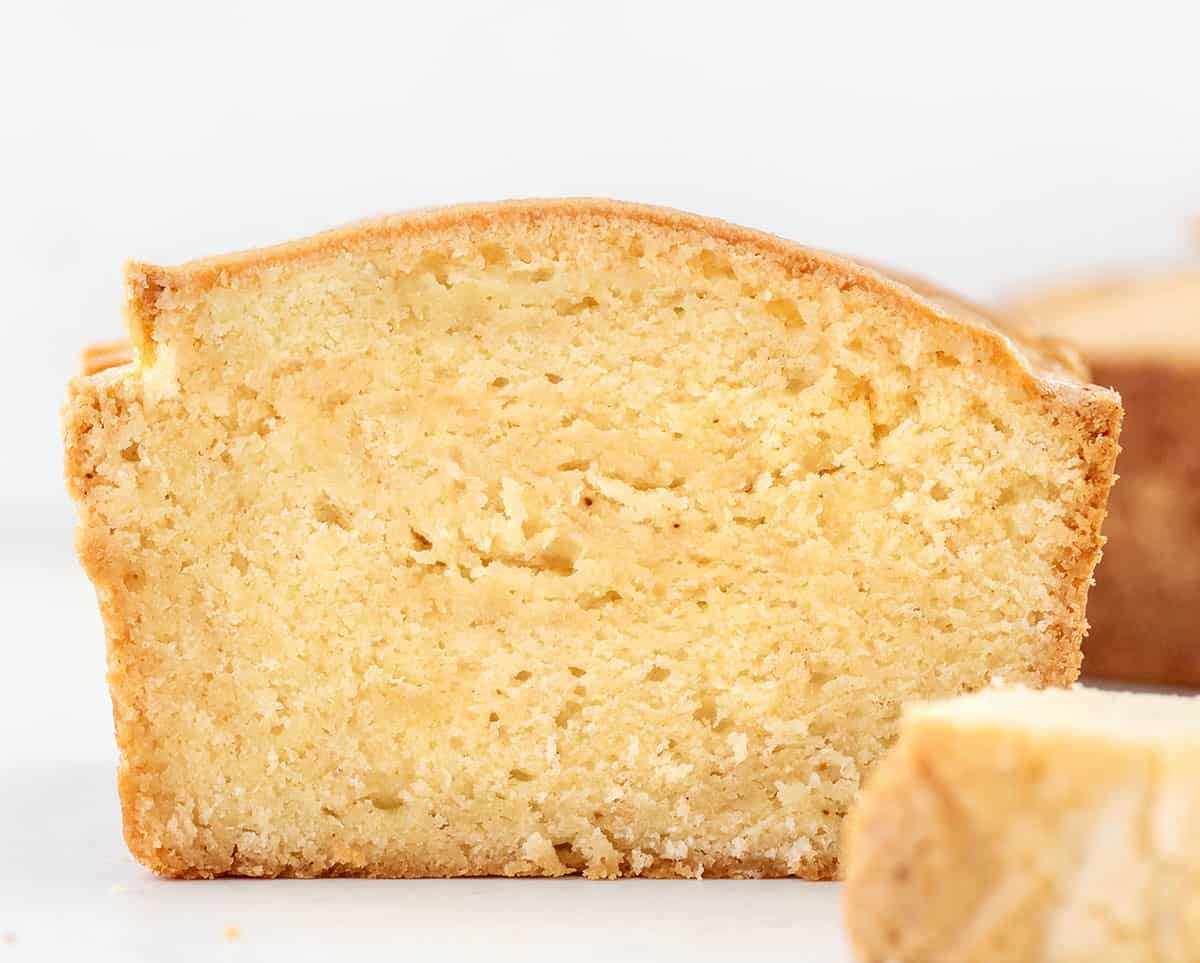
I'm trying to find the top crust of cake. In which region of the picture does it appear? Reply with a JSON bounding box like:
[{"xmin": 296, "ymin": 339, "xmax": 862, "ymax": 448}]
[
  {"xmin": 119, "ymin": 199, "xmax": 1100, "ymax": 392},
  {"xmin": 92, "ymin": 202, "xmax": 1093, "ymax": 387}
]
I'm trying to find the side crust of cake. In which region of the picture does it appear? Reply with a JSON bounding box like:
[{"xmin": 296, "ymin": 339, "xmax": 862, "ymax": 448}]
[{"xmin": 64, "ymin": 199, "xmax": 1121, "ymax": 879}]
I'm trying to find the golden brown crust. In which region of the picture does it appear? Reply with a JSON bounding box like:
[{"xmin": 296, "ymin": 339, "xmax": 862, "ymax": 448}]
[
  {"xmin": 123, "ymin": 198, "xmax": 1096, "ymax": 394},
  {"xmin": 866, "ymin": 262, "xmax": 1090, "ymax": 382},
  {"xmin": 63, "ymin": 372, "xmax": 164, "ymax": 874},
  {"xmin": 125, "ymin": 844, "xmax": 836, "ymax": 881},
  {"xmin": 65, "ymin": 199, "xmax": 1121, "ymax": 879},
  {"xmin": 842, "ymin": 723, "xmax": 961, "ymax": 960},
  {"xmin": 90, "ymin": 261, "xmax": 1089, "ymax": 381},
  {"xmin": 1047, "ymin": 389, "xmax": 1123, "ymax": 685}
]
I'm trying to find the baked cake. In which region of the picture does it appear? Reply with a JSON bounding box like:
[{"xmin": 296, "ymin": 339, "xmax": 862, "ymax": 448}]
[
  {"xmin": 63, "ymin": 199, "xmax": 1121, "ymax": 879},
  {"xmin": 843, "ymin": 685, "xmax": 1200, "ymax": 962},
  {"xmin": 1009, "ymin": 269, "xmax": 1200, "ymax": 686}
]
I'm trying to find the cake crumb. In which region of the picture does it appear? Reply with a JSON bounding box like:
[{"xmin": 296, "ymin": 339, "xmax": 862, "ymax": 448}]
[
  {"xmin": 223, "ymin": 925, "xmax": 240, "ymax": 941},
  {"xmin": 109, "ymin": 883, "xmax": 126, "ymax": 895},
  {"xmin": 727, "ymin": 731, "xmax": 749, "ymax": 764}
]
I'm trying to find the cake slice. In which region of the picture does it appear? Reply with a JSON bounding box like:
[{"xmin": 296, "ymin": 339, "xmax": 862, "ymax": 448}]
[
  {"xmin": 1008, "ymin": 270, "xmax": 1200, "ymax": 686},
  {"xmin": 843, "ymin": 686, "xmax": 1200, "ymax": 963},
  {"xmin": 63, "ymin": 199, "xmax": 1120, "ymax": 879}
]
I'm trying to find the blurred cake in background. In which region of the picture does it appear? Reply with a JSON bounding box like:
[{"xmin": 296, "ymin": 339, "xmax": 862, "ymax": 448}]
[
  {"xmin": 842, "ymin": 685, "xmax": 1200, "ymax": 961},
  {"xmin": 1007, "ymin": 252, "xmax": 1200, "ymax": 687}
]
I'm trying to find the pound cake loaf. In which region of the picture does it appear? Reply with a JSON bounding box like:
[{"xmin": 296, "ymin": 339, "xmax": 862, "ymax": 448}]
[
  {"xmin": 843, "ymin": 686, "xmax": 1200, "ymax": 963},
  {"xmin": 1009, "ymin": 269, "xmax": 1200, "ymax": 686},
  {"xmin": 64, "ymin": 199, "xmax": 1120, "ymax": 879}
]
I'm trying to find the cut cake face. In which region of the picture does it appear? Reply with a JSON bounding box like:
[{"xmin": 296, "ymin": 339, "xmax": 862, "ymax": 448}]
[{"xmin": 64, "ymin": 200, "xmax": 1121, "ymax": 878}]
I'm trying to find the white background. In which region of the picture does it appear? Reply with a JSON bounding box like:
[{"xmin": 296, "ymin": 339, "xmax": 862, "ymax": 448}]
[{"xmin": 1, "ymin": 1, "xmax": 1198, "ymax": 959}]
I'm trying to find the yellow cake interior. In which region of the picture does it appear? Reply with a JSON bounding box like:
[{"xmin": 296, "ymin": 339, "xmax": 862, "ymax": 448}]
[{"xmin": 70, "ymin": 214, "xmax": 1105, "ymax": 878}]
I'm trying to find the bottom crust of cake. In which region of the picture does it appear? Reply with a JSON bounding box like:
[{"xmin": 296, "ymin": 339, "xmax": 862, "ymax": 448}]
[{"xmin": 126, "ymin": 824, "xmax": 838, "ymax": 881}]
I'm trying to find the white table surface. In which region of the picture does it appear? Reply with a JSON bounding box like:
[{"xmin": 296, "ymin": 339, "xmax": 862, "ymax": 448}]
[{"xmin": 0, "ymin": 538, "xmax": 853, "ymax": 962}]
